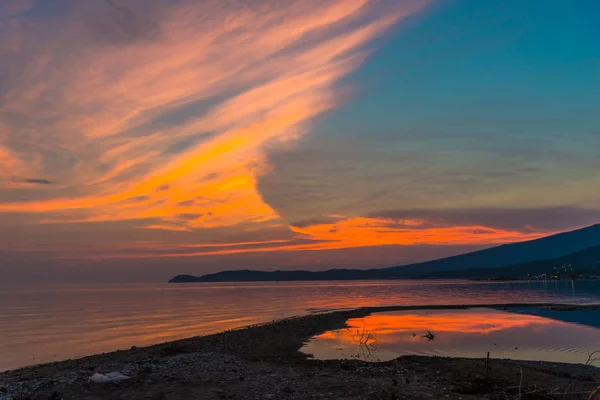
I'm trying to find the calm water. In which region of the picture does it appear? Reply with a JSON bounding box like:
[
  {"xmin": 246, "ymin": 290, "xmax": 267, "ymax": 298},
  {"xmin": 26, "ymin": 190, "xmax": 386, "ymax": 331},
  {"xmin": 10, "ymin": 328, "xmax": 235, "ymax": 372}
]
[
  {"xmin": 302, "ymin": 308, "xmax": 600, "ymax": 366},
  {"xmin": 1, "ymin": 279, "xmax": 600, "ymax": 371}
]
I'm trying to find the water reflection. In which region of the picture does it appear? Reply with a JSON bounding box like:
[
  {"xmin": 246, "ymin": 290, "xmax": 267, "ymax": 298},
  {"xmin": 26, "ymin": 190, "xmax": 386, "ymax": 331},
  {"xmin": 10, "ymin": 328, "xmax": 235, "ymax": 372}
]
[{"xmin": 302, "ymin": 309, "xmax": 600, "ymax": 365}]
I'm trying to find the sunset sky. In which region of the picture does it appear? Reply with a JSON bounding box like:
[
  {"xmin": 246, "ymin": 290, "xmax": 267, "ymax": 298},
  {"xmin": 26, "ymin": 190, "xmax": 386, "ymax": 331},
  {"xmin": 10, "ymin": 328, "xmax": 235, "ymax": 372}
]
[{"xmin": 1, "ymin": 0, "xmax": 599, "ymax": 283}]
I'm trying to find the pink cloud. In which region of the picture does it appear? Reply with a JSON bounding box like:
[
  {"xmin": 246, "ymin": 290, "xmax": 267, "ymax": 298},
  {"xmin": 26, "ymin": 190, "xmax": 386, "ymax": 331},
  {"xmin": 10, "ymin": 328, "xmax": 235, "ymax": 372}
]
[{"xmin": 0, "ymin": 0, "xmax": 430, "ymax": 235}]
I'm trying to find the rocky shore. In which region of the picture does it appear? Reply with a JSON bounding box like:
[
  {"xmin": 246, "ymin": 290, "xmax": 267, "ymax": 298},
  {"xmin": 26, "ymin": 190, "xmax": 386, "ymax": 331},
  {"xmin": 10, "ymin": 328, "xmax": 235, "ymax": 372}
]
[{"xmin": 2, "ymin": 304, "xmax": 600, "ymax": 399}]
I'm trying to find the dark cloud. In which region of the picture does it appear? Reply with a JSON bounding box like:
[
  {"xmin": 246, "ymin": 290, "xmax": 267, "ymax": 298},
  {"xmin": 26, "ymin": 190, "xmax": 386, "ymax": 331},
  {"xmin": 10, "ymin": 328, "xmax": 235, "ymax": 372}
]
[
  {"xmin": 200, "ymin": 172, "xmax": 221, "ymax": 182},
  {"xmin": 1, "ymin": 0, "xmax": 34, "ymax": 16},
  {"xmin": 290, "ymin": 217, "xmax": 336, "ymax": 228},
  {"xmin": 86, "ymin": 0, "xmax": 162, "ymax": 45},
  {"xmin": 177, "ymin": 200, "xmax": 195, "ymax": 207},
  {"xmin": 155, "ymin": 184, "xmax": 170, "ymax": 192},
  {"xmin": 23, "ymin": 178, "xmax": 53, "ymax": 185},
  {"xmin": 165, "ymin": 136, "xmax": 201, "ymax": 156},
  {"xmin": 177, "ymin": 213, "xmax": 203, "ymax": 221},
  {"xmin": 120, "ymin": 195, "xmax": 151, "ymax": 203}
]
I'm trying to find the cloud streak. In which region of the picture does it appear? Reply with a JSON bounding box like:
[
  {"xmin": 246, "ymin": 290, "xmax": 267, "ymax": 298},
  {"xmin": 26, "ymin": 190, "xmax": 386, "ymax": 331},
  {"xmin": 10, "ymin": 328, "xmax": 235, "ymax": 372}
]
[
  {"xmin": 4, "ymin": 215, "xmax": 550, "ymax": 262},
  {"xmin": 0, "ymin": 0, "xmax": 428, "ymax": 233},
  {"xmin": 3, "ymin": 0, "xmax": 584, "ymax": 271}
]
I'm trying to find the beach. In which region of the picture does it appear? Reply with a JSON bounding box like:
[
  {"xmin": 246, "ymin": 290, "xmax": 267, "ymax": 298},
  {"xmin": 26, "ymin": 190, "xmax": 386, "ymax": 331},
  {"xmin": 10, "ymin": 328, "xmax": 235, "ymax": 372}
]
[{"xmin": 2, "ymin": 304, "xmax": 600, "ymax": 399}]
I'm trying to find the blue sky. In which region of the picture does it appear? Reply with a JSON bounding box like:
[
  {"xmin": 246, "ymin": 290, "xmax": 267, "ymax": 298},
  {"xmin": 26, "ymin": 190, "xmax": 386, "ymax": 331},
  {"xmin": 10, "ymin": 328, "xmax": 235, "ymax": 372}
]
[{"xmin": 267, "ymin": 0, "xmax": 600, "ymax": 218}]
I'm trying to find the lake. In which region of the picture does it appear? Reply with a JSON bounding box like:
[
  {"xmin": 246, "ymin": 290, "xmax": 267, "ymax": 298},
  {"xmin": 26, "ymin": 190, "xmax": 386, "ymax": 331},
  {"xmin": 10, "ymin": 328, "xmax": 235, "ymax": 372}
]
[{"xmin": 2, "ymin": 279, "xmax": 600, "ymax": 372}]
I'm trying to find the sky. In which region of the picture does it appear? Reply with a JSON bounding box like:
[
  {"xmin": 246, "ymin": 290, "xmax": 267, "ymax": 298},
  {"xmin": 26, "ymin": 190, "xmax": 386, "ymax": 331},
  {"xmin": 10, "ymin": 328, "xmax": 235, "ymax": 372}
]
[{"xmin": 1, "ymin": 0, "xmax": 599, "ymax": 283}]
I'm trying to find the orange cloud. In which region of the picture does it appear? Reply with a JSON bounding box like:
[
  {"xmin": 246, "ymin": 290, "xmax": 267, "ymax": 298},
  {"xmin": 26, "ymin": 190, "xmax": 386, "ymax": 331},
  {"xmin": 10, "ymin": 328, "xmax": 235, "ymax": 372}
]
[
  {"xmin": 0, "ymin": 0, "xmax": 429, "ymax": 235},
  {"xmin": 37, "ymin": 216, "xmax": 549, "ymax": 261},
  {"xmin": 6, "ymin": 1, "xmax": 547, "ymax": 266},
  {"xmin": 289, "ymin": 216, "xmax": 549, "ymax": 248}
]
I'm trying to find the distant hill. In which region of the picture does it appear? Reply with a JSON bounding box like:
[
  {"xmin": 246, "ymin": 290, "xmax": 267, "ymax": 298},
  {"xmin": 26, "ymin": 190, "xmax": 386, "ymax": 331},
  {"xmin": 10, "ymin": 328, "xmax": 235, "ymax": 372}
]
[
  {"xmin": 169, "ymin": 224, "xmax": 600, "ymax": 283},
  {"xmin": 416, "ymin": 245, "xmax": 600, "ymax": 279},
  {"xmin": 169, "ymin": 269, "xmax": 373, "ymax": 283},
  {"xmin": 377, "ymin": 223, "xmax": 600, "ymax": 278}
]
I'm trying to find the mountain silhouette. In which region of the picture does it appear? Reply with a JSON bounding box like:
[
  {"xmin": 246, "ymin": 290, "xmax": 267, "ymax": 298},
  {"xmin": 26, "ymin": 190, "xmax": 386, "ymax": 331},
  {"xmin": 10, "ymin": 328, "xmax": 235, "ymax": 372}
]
[
  {"xmin": 169, "ymin": 224, "xmax": 600, "ymax": 282},
  {"xmin": 416, "ymin": 244, "xmax": 600, "ymax": 279}
]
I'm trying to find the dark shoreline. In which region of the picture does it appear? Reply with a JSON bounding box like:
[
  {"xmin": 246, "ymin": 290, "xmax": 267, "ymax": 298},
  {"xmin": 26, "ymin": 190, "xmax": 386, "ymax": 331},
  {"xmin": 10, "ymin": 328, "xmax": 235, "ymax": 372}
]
[{"xmin": 2, "ymin": 303, "xmax": 600, "ymax": 399}]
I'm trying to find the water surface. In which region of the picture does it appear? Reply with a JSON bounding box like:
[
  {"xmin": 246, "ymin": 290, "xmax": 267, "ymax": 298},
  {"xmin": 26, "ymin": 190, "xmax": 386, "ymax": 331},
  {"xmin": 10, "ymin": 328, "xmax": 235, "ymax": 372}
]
[
  {"xmin": 2, "ymin": 279, "xmax": 600, "ymax": 371},
  {"xmin": 302, "ymin": 308, "xmax": 600, "ymax": 366}
]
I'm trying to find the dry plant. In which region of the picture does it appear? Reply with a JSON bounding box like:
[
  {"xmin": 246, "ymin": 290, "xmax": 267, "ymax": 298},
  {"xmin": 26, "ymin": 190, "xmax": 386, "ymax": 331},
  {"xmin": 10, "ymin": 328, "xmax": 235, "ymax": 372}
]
[
  {"xmin": 442, "ymin": 357, "xmax": 600, "ymax": 400},
  {"xmin": 586, "ymin": 350, "xmax": 600, "ymax": 366},
  {"xmin": 351, "ymin": 325, "xmax": 380, "ymax": 361},
  {"xmin": 422, "ymin": 330, "xmax": 435, "ymax": 341}
]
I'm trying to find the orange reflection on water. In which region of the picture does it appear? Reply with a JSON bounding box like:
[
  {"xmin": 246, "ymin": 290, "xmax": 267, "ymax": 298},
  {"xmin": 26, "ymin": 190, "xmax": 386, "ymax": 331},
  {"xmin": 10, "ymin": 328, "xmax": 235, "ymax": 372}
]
[
  {"xmin": 303, "ymin": 308, "xmax": 600, "ymax": 365},
  {"xmin": 316, "ymin": 310, "xmax": 555, "ymax": 346}
]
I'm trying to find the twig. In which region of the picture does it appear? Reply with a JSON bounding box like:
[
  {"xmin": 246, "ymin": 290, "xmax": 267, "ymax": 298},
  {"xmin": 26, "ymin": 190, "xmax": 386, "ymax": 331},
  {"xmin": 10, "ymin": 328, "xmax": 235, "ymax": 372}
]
[
  {"xmin": 586, "ymin": 350, "xmax": 600, "ymax": 366},
  {"xmin": 486, "ymin": 351, "xmax": 490, "ymax": 381},
  {"xmin": 589, "ymin": 385, "xmax": 600, "ymax": 400},
  {"xmin": 518, "ymin": 365, "xmax": 523, "ymax": 399}
]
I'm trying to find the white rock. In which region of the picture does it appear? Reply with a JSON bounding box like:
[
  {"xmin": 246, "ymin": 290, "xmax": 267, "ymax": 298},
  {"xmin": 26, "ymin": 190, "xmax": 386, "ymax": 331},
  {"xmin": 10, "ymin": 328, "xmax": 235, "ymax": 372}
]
[{"xmin": 89, "ymin": 372, "xmax": 130, "ymax": 383}]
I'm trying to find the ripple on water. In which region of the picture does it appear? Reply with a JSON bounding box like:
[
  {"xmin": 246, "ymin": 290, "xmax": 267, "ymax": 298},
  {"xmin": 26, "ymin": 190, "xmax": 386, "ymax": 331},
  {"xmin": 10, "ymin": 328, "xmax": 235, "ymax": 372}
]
[{"xmin": 2, "ymin": 280, "xmax": 600, "ymax": 371}]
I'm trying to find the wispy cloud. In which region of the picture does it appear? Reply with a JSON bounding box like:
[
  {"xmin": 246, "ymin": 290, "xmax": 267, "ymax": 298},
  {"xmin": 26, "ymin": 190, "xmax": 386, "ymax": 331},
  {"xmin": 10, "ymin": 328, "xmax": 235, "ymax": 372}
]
[
  {"xmin": 5, "ymin": 0, "xmax": 565, "ymax": 267},
  {"xmin": 0, "ymin": 0, "xmax": 429, "ymax": 234},
  {"xmin": 11, "ymin": 215, "xmax": 550, "ymax": 262},
  {"xmin": 23, "ymin": 178, "xmax": 53, "ymax": 185},
  {"xmin": 289, "ymin": 216, "xmax": 549, "ymax": 249}
]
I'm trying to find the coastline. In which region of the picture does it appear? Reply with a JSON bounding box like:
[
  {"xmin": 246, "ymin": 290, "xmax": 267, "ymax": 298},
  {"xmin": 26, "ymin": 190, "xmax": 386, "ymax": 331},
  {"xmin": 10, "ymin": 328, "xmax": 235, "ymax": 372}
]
[{"xmin": 2, "ymin": 303, "xmax": 600, "ymax": 399}]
